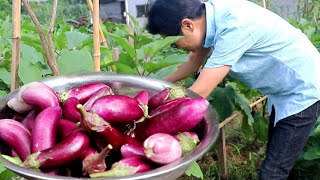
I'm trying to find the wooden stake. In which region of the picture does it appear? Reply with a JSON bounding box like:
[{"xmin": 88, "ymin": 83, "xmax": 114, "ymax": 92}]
[
  {"xmin": 11, "ymin": 0, "xmax": 21, "ymax": 91},
  {"xmin": 262, "ymin": 0, "xmax": 267, "ymax": 9},
  {"xmin": 47, "ymin": 0, "xmax": 59, "ymax": 76},
  {"xmin": 86, "ymin": 0, "xmax": 108, "ymax": 47},
  {"xmin": 217, "ymin": 128, "xmax": 228, "ymax": 180},
  {"xmin": 21, "ymin": 0, "xmax": 59, "ymax": 76},
  {"xmin": 92, "ymin": 0, "xmax": 100, "ymax": 72}
]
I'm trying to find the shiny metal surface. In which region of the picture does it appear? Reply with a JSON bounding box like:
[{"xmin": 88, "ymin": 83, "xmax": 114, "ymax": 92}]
[{"xmin": 0, "ymin": 72, "xmax": 219, "ymax": 180}]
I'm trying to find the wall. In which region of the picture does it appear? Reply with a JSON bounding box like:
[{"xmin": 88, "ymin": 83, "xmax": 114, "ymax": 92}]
[{"xmin": 269, "ymin": 0, "xmax": 299, "ymax": 20}]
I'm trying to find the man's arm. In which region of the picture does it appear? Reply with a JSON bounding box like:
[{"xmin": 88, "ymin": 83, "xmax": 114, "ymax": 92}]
[
  {"xmin": 189, "ymin": 65, "xmax": 231, "ymax": 98},
  {"xmin": 164, "ymin": 47, "xmax": 211, "ymax": 83}
]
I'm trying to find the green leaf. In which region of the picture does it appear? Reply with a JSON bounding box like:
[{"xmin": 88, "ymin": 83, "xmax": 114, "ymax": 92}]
[
  {"xmin": 241, "ymin": 114, "xmax": 254, "ymax": 140},
  {"xmin": 57, "ymin": 49, "xmax": 94, "ymax": 75},
  {"xmin": 0, "ymin": 159, "xmax": 5, "ymax": 174},
  {"xmin": 115, "ymin": 62, "xmax": 137, "ymax": 74},
  {"xmin": 253, "ymin": 113, "xmax": 269, "ymax": 142},
  {"xmin": 310, "ymin": 123, "xmax": 320, "ymax": 137},
  {"xmin": 19, "ymin": 44, "xmax": 44, "ymax": 84},
  {"xmin": 0, "ymin": 90, "xmax": 7, "ymax": 98},
  {"xmin": 142, "ymin": 36, "xmax": 182, "ymax": 57},
  {"xmin": 185, "ymin": 162, "xmax": 204, "ymax": 180},
  {"xmin": 21, "ymin": 43, "xmax": 45, "ymax": 65},
  {"xmin": 144, "ymin": 54, "xmax": 188, "ymax": 73},
  {"xmin": 151, "ymin": 64, "xmax": 180, "ymax": 79},
  {"xmin": 304, "ymin": 146, "xmax": 320, "ymax": 160},
  {"xmin": 210, "ymin": 86, "xmax": 236, "ymax": 121},
  {"xmin": 0, "ymin": 170, "xmax": 16, "ymax": 179},
  {"xmin": 53, "ymin": 33, "xmax": 67, "ymax": 50},
  {"xmin": 19, "ymin": 57, "xmax": 43, "ymax": 84},
  {"xmin": 106, "ymin": 32, "xmax": 135, "ymax": 59},
  {"xmin": 0, "ymin": 67, "xmax": 10, "ymax": 86},
  {"xmin": 128, "ymin": 14, "xmax": 140, "ymax": 27},
  {"xmin": 65, "ymin": 31, "xmax": 90, "ymax": 49},
  {"xmin": 0, "ymin": 158, "xmax": 16, "ymax": 179},
  {"xmin": 21, "ymin": 35, "xmax": 43, "ymax": 54},
  {"xmin": 235, "ymin": 93, "xmax": 254, "ymax": 125},
  {"xmin": 304, "ymin": 27, "xmax": 316, "ymax": 39}
]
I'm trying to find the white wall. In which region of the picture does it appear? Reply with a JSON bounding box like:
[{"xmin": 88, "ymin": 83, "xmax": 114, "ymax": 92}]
[{"xmin": 127, "ymin": 0, "xmax": 148, "ymax": 25}]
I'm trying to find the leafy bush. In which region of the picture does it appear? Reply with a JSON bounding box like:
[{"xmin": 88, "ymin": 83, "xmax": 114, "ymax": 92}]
[
  {"xmin": 21, "ymin": 0, "xmax": 91, "ymax": 24},
  {"xmin": 0, "ymin": 0, "xmax": 11, "ymax": 20}
]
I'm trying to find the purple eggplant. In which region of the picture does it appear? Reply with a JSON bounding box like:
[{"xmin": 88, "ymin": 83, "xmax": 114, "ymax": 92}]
[
  {"xmin": 59, "ymin": 82, "xmax": 108, "ymax": 103},
  {"xmin": 148, "ymin": 86, "xmax": 186, "ymax": 110},
  {"xmin": 62, "ymin": 97, "xmax": 82, "ymax": 123},
  {"xmin": 148, "ymin": 88, "xmax": 169, "ymax": 110},
  {"xmin": 21, "ymin": 110, "xmax": 37, "ymax": 133},
  {"xmin": 57, "ymin": 119, "xmax": 78, "ymax": 139},
  {"xmin": 20, "ymin": 82, "xmax": 60, "ymax": 110},
  {"xmin": 89, "ymin": 156, "xmax": 154, "ymax": 178},
  {"xmin": 82, "ymin": 144, "xmax": 113, "ymax": 175},
  {"xmin": 90, "ymin": 95, "xmax": 145, "ymax": 124},
  {"xmin": 134, "ymin": 90, "xmax": 149, "ymax": 106},
  {"xmin": 0, "ymin": 119, "xmax": 31, "ymax": 161},
  {"xmin": 135, "ymin": 98, "xmax": 209, "ymax": 141},
  {"xmin": 83, "ymin": 86, "xmax": 114, "ymax": 111},
  {"xmin": 31, "ymin": 106, "xmax": 61, "ymax": 153},
  {"xmin": 78, "ymin": 104, "xmax": 142, "ymax": 151},
  {"xmin": 23, "ymin": 130, "xmax": 90, "ymax": 169},
  {"xmin": 144, "ymin": 133, "xmax": 182, "ymax": 165},
  {"xmin": 120, "ymin": 144, "xmax": 145, "ymax": 158},
  {"xmin": 149, "ymin": 97, "xmax": 190, "ymax": 117},
  {"xmin": 7, "ymin": 97, "xmax": 32, "ymax": 113}
]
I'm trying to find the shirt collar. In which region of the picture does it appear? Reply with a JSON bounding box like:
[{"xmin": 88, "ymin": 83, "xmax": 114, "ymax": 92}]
[{"xmin": 203, "ymin": 1, "xmax": 215, "ymax": 48}]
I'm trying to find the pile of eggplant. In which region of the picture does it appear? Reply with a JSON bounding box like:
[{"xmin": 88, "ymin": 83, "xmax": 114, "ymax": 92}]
[{"xmin": 0, "ymin": 81, "xmax": 209, "ymax": 178}]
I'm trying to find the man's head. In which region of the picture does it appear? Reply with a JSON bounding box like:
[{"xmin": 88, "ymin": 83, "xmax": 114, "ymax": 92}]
[{"xmin": 146, "ymin": 0, "xmax": 206, "ymax": 52}]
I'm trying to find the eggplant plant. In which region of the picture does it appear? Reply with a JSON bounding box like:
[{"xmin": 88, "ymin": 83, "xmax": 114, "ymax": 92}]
[{"xmin": 101, "ymin": 16, "xmax": 188, "ymax": 78}]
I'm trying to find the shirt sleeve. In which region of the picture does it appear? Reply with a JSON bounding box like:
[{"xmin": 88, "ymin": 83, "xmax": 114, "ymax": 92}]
[{"xmin": 204, "ymin": 26, "xmax": 255, "ymax": 68}]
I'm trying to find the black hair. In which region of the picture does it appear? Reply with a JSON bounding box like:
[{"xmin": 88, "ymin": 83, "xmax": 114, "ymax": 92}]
[{"xmin": 146, "ymin": 0, "xmax": 205, "ymax": 36}]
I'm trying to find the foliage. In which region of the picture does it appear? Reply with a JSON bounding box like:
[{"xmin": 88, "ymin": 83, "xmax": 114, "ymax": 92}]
[
  {"xmin": 289, "ymin": 0, "xmax": 320, "ymax": 51},
  {"xmin": 0, "ymin": 158, "xmax": 18, "ymax": 179},
  {"xmin": 0, "ymin": 0, "xmax": 11, "ymax": 20},
  {"xmin": 101, "ymin": 15, "xmax": 188, "ymax": 78},
  {"xmin": 21, "ymin": 0, "xmax": 91, "ymax": 25}
]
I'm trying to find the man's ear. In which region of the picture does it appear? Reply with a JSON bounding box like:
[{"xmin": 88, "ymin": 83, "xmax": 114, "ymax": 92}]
[{"xmin": 181, "ymin": 19, "xmax": 195, "ymax": 32}]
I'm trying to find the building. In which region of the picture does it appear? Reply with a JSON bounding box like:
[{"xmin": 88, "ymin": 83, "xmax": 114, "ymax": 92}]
[{"xmin": 100, "ymin": 0, "xmax": 149, "ymax": 25}]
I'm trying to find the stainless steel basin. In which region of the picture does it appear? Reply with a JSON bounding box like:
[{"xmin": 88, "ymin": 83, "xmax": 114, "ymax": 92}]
[{"xmin": 0, "ymin": 72, "xmax": 219, "ymax": 180}]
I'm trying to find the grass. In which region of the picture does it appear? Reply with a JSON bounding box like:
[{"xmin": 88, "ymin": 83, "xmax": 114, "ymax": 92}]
[{"xmin": 179, "ymin": 120, "xmax": 267, "ymax": 180}]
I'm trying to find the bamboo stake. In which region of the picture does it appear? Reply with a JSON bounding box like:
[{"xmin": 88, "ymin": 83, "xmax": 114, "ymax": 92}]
[
  {"xmin": 11, "ymin": 0, "xmax": 21, "ymax": 91},
  {"xmin": 92, "ymin": 0, "xmax": 100, "ymax": 72},
  {"xmin": 262, "ymin": 0, "xmax": 267, "ymax": 9},
  {"xmin": 218, "ymin": 96, "xmax": 267, "ymax": 129},
  {"xmin": 86, "ymin": 0, "xmax": 108, "ymax": 47},
  {"xmin": 47, "ymin": 0, "xmax": 59, "ymax": 76},
  {"xmin": 21, "ymin": 0, "xmax": 59, "ymax": 76},
  {"xmin": 86, "ymin": 0, "xmax": 117, "ymax": 72}
]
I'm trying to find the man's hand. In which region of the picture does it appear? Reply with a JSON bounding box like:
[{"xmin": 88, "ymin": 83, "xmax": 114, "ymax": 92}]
[{"xmin": 164, "ymin": 47, "xmax": 211, "ymax": 83}]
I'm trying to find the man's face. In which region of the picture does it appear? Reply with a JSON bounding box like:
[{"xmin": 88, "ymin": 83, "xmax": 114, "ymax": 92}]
[
  {"xmin": 174, "ymin": 34, "xmax": 204, "ymax": 52},
  {"xmin": 173, "ymin": 17, "xmax": 206, "ymax": 52}
]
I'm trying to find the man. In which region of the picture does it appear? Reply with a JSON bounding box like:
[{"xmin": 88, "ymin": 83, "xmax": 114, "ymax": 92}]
[{"xmin": 146, "ymin": 0, "xmax": 320, "ymax": 179}]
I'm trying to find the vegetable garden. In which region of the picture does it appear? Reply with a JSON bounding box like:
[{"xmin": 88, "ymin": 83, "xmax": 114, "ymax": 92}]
[{"xmin": 0, "ymin": 0, "xmax": 319, "ymax": 179}]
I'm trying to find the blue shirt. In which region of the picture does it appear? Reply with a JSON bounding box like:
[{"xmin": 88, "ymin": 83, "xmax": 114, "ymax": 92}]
[{"xmin": 203, "ymin": 0, "xmax": 320, "ymax": 124}]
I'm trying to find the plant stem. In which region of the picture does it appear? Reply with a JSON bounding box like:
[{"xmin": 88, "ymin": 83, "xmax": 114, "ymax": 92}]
[{"xmin": 21, "ymin": 0, "xmax": 59, "ymax": 76}]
